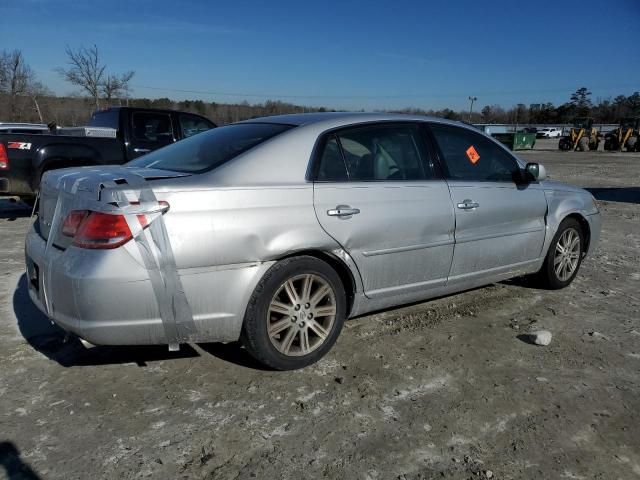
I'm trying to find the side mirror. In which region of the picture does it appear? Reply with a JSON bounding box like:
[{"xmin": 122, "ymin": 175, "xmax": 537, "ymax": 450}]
[{"xmin": 525, "ymin": 162, "xmax": 547, "ymax": 182}]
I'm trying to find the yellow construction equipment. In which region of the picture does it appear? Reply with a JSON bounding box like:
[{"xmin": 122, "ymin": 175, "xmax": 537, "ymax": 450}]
[
  {"xmin": 559, "ymin": 117, "xmax": 600, "ymax": 151},
  {"xmin": 604, "ymin": 117, "xmax": 639, "ymax": 152}
]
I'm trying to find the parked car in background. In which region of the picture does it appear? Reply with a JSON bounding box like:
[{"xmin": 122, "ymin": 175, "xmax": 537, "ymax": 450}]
[
  {"xmin": 25, "ymin": 113, "xmax": 601, "ymax": 370},
  {"xmin": 537, "ymin": 127, "xmax": 562, "ymax": 138},
  {"xmin": 0, "ymin": 107, "xmax": 216, "ymax": 203}
]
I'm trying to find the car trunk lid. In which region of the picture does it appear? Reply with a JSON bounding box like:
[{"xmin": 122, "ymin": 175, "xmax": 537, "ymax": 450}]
[{"xmin": 38, "ymin": 166, "xmax": 189, "ymax": 248}]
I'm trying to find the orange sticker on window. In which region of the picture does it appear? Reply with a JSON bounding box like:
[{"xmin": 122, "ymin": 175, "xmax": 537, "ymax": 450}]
[{"xmin": 466, "ymin": 145, "xmax": 480, "ymax": 164}]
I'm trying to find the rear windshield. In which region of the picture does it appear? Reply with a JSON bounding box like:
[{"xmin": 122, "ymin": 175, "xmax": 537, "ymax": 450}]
[
  {"xmin": 127, "ymin": 123, "xmax": 293, "ymax": 173},
  {"xmin": 89, "ymin": 109, "xmax": 120, "ymax": 129}
]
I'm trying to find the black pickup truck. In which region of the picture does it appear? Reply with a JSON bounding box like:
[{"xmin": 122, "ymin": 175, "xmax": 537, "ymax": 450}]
[{"xmin": 0, "ymin": 106, "xmax": 216, "ymax": 202}]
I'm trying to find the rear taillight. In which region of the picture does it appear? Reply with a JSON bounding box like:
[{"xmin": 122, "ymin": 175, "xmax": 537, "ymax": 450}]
[
  {"xmin": 62, "ymin": 202, "xmax": 168, "ymax": 249},
  {"xmin": 62, "ymin": 210, "xmax": 89, "ymax": 237},
  {"xmin": 0, "ymin": 144, "xmax": 8, "ymax": 170},
  {"xmin": 68, "ymin": 212, "xmax": 133, "ymax": 249}
]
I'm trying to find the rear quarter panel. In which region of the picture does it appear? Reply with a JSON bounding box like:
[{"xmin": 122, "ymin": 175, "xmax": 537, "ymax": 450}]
[{"xmin": 124, "ymin": 181, "xmax": 344, "ymax": 271}]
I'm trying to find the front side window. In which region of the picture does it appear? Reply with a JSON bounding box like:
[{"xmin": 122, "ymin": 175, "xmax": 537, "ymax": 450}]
[
  {"xmin": 429, "ymin": 123, "xmax": 519, "ymax": 182},
  {"xmin": 132, "ymin": 112, "xmax": 174, "ymax": 143},
  {"xmin": 127, "ymin": 122, "xmax": 293, "ymax": 173},
  {"xmin": 316, "ymin": 123, "xmax": 433, "ymax": 181}
]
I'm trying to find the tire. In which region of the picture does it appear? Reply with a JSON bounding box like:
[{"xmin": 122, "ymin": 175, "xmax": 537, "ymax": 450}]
[
  {"xmin": 559, "ymin": 138, "xmax": 570, "ymax": 151},
  {"xmin": 626, "ymin": 136, "xmax": 637, "ymax": 152},
  {"xmin": 536, "ymin": 218, "xmax": 585, "ymax": 289},
  {"xmin": 241, "ymin": 256, "xmax": 346, "ymax": 370},
  {"xmin": 578, "ymin": 137, "xmax": 589, "ymax": 151},
  {"xmin": 588, "ymin": 140, "xmax": 599, "ymax": 151},
  {"xmin": 604, "ymin": 137, "xmax": 617, "ymax": 151}
]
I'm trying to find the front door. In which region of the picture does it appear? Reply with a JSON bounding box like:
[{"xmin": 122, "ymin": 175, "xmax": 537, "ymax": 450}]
[
  {"xmin": 312, "ymin": 123, "xmax": 456, "ymax": 299},
  {"xmin": 427, "ymin": 122, "xmax": 548, "ymax": 282}
]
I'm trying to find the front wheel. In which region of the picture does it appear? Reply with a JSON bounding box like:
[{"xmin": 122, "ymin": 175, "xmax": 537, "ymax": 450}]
[
  {"xmin": 241, "ymin": 256, "xmax": 346, "ymax": 370},
  {"xmin": 536, "ymin": 218, "xmax": 584, "ymax": 289}
]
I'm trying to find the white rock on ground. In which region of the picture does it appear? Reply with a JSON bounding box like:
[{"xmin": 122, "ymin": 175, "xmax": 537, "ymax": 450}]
[{"xmin": 530, "ymin": 330, "xmax": 552, "ymax": 346}]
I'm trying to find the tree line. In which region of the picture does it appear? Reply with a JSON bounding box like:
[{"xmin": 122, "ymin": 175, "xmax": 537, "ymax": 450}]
[{"xmin": 1, "ymin": 47, "xmax": 639, "ymax": 127}]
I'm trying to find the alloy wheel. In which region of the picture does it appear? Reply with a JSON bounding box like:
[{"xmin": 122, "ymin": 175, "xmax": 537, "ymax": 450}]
[
  {"xmin": 554, "ymin": 227, "xmax": 581, "ymax": 281},
  {"xmin": 267, "ymin": 274, "xmax": 337, "ymax": 356}
]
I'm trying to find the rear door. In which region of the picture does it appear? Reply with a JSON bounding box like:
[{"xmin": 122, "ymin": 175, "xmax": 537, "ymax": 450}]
[
  {"xmin": 312, "ymin": 123, "xmax": 455, "ymax": 299},
  {"xmin": 427, "ymin": 122, "xmax": 548, "ymax": 283}
]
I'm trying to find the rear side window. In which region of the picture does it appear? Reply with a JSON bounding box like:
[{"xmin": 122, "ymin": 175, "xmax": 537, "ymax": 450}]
[
  {"xmin": 132, "ymin": 112, "xmax": 174, "ymax": 144},
  {"xmin": 316, "ymin": 123, "xmax": 433, "ymax": 181},
  {"xmin": 429, "ymin": 123, "xmax": 519, "ymax": 182},
  {"xmin": 316, "ymin": 136, "xmax": 348, "ymax": 181},
  {"xmin": 127, "ymin": 123, "xmax": 293, "ymax": 173},
  {"xmin": 180, "ymin": 114, "xmax": 214, "ymax": 138}
]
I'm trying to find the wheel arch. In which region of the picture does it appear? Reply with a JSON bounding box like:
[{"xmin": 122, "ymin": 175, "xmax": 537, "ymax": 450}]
[
  {"xmin": 278, "ymin": 249, "xmax": 358, "ymax": 316},
  {"xmin": 563, "ymin": 212, "xmax": 591, "ymax": 255}
]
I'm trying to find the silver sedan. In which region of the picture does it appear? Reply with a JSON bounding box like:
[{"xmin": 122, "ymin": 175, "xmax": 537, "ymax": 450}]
[{"xmin": 25, "ymin": 113, "xmax": 601, "ymax": 370}]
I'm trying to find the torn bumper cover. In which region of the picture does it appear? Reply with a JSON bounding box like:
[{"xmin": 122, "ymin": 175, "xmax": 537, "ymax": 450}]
[{"xmin": 24, "ymin": 166, "xmax": 272, "ymax": 348}]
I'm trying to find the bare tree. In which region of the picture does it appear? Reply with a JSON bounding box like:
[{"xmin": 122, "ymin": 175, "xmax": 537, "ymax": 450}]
[
  {"xmin": 27, "ymin": 80, "xmax": 53, "ymax": 122},
  {"xmin": 0, "ymin": 54, "xmax": 6, "ymax": 91},
  {"xmin": 57, "ymin": 45, "xmax": 136, "ymax": 109},
  {"xmin": 0, "ymin": 49, "xmax": 36, "ymax": 120},
  {"xmin": 101, "ymin": 71, "xmax": 134, "ymax": 105},
  {"xmin": 56, "ymin": 45, "xmax": 106, "ymax": 109}
]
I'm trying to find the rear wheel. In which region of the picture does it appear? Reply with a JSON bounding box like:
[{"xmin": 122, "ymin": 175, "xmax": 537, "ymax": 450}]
[
  {"xmin": 626, "ymin": 136, "xmax": 637, "ymax": 152},
  {"xmin": 241, "ymin": 256, "xmax": 346, "ymax": 370},
  {"xmin": 578, "ymin": 137, "xmax": 589, "ymax": 151},
  {"xmin": 536, "ymin": 218, "xmax": 584, "ymax": 289}
]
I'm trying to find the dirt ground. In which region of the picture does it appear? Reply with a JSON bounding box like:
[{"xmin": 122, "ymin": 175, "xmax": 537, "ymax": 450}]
[{"xmin": 1, "ymin": 139, "xmax": 639, "ymax": 480}]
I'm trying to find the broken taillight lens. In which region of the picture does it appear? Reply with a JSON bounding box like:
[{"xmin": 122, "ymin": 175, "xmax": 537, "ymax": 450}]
[
  {"xmin": 72, "ymin": 212, "xmax": 134, "ymax": 249},
  {"xmin": 61, "ymin": 202, "xmax": 169, "ymax": 249},
  {"xmin": 62, "ymin": 210, "xmax": 89, "ymax": 237}
]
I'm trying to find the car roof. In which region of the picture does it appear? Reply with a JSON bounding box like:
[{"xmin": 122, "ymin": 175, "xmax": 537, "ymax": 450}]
[
  {"xmin": 96, "ymin": 106, "xmax": 209, "ymax": 116},
  {"xmin": 238, "ymin": 111, "xmax": 471, "ymax": 130},
  {"xmin": 206, "ymin": 111, "xmax": 524, "ymax": 187}
]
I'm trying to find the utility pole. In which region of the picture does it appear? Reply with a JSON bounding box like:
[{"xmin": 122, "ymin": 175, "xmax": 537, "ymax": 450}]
[
  {"xmin": 32, "ymin": 95, "xmax": 43, "ymax": 123},
  {"xmin": 468, "ymin": 96, "xmax": 477, "ymax": 122}
]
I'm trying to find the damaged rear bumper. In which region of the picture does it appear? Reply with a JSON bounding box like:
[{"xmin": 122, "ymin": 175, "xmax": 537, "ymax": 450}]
[{"xmin": 25, "ymin": 226, "xmax": 273, "ymax": 346}]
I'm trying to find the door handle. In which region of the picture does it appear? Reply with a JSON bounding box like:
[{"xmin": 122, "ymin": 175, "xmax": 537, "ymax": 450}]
[
  {"xmin": 327, "ymin": 206, "xmax": 360, "ymax": 217},
  {"xmin": 134, "ymin": 148, "xmax": 151, "ymax": 154},
  {"xmin": 457, "ymin": 199, "xmax": 480, "ymax": 210}
]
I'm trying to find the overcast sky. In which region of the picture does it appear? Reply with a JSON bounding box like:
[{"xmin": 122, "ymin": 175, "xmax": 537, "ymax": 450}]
[{"xmin": 1, "ymin": 0, "xmax": 638, "ymax": 110}]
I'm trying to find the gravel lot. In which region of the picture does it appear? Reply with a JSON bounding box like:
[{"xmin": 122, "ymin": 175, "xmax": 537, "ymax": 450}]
[{"xmin": 1, "ymin": 139, "xmax": 639, "ymax": 479}]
